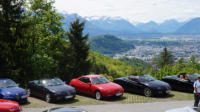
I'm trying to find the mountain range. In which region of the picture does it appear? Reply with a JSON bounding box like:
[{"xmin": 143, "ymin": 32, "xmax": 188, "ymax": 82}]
[{"xmin": 62, "ymin": 13, "xmax": 200, "ymax": 38}]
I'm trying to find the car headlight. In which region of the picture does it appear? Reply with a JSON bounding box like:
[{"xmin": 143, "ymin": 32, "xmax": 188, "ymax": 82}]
[
  {"xmin": 3, "ymin": 94, "xmax": 11, "ymax": 98},
  {"xmin": 51, "ymin": 90, "xmax": 56, "ymax": 93},
  {"xmin": 9, "ymin": 108, "xmax": 15, "ymax": 112}
]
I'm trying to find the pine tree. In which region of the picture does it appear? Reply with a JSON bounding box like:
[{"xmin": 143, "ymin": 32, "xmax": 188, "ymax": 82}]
[
  {"xmin": 159, "ymin": 47, "xmax": 174, "ymax": 68},
  {"xmin": 0, "ymin": 0, "xmax": 31, "ymax": 85},
  {"xmin": 67, "ymin": 19, "xmax": 90, "ymax": 77}
]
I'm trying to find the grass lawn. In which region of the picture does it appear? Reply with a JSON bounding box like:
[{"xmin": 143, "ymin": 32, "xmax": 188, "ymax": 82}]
[{"xmin": 22, "ymin": 91, "xmax": 194, "ymax": 108}]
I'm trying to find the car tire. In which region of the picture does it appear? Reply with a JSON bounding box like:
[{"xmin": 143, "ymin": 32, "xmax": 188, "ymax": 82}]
[
  {"xmin": 144, "ymin": 88, "xmax": 152, "ymax": 97},
  {"xmin": 95, "ymin": 91, "xmax": 102, "ymax": 100},
  {"xmin": 45, "ymin": 94, "xmax": 51, "ymax": 103},
  {"xmin": 27, "ymin": 89, "xmax": 31, "ymax": 96}
]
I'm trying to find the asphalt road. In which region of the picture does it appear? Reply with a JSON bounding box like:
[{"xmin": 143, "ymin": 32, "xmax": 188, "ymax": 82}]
[{"xmin": 23, "ymin": 100, "xmax": 194, "ymax": 112}]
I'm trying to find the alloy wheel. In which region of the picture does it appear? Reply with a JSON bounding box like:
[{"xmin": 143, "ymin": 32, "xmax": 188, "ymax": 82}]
[
  {"xmin": 45, "ymin": 94, "xmax": 51, "ymax": 103},
  {"xmin": 95, "ymin": 91, "xmax": 102, "ymax": 100},
  {"xmin": 144, "ymin": 88, "xmax": 152, "ymax": 97}
]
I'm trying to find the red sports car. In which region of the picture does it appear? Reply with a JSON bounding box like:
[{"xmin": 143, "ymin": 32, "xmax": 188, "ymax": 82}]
[
  {"xmin": 69, "ymin": 75, "xmax": 124, "ymax": 100},
  {"xmin": 0, "ymin": 99, "xmax": 22, "ymax": 112}
]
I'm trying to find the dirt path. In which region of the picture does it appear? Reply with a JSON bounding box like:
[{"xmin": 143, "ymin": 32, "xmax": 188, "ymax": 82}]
[{"xmin": 23, "ymin": 100, "xmax": 194, "ymax": 112}]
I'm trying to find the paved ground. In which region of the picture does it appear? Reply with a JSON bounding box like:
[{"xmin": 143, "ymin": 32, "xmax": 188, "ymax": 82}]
[{"xmin": 23, "ymin": 100, "xmax": 194, "ymax": 112}]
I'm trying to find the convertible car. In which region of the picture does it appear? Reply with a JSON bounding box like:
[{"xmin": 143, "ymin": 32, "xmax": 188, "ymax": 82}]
[
  {"xmin": 28, "ymin": 78, "xmax": 76, "ymax": 103},
  {"xmin": 69, "ymin": 75, "xmax": 124, "ymax": 100},
  {"xmin": 43, "ymin": 107, "xmax": 87, "ymax": 112},
  {"xmin": 0, "ymin": 99, "xmax": 22, "ymax": 112},
  {"xmin": 114, "ymin": 74, "xmax": 171, "ymax": 97},
  {"xmin": 162, "ymin": 73, "xmax": 199, "ymax": 92},
  {"xmin": 0, "ymin": 78, "xmax": 29, "ymax": 103}
]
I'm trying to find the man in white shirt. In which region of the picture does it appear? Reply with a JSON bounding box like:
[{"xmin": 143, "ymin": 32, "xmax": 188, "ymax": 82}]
[{"xmin": 194, "ymin": 76, "xmax": 200, "ymax": 107}]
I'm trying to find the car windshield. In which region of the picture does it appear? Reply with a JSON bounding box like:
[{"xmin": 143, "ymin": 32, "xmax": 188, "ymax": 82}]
[
  {"xmin": 139, "ymin": 75, "xmax": 155, "ymax": 82},
  {"xmin": 92, "ymin": 77, "xmax": 110, "ymax": 85},
  {"xmin": 42, "ymin": 78, "xmax": 65, "ymax": 86},
  {"xmin": 0, "ymin": 79, "xmax": 18, "ymax": 88}
]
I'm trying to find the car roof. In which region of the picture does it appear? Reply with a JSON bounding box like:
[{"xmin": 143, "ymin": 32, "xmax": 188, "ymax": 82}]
[{"xmin": 83, "ymin": 75, "xmax": 102, "ymax": 78}]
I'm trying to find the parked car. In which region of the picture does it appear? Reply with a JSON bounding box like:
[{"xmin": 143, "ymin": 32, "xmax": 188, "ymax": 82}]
[
  {"xmin": 0, "ymin": 78, "xmax": 28, "ymax": 103},
  {"xmin": 69, "ymin": 75, "xmax": 124, "ymax": 100},
  {"xmin": 162, "ymin": 73, "xmax": 199, "ymax": 92},
  {"xmin": 28, "ymin": 78, "xmax": 76, "ymax": 103},
  {"xmin": 114, "ymin": 74, "xmax": 171, "ymax": 97},
  {"xmin": 43, "ymin": 107, "xmax": 87, "ymax": 112},
  {"xmin": 0, "ymin": 99, "xmax": 22, "ymax": 112}
]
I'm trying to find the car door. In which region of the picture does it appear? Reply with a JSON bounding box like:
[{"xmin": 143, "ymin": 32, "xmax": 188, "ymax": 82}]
[
  {"xmin": 29, "ymin": 81, "xmax": 41, "ymax": 97},
  {"xmin": 33, "ymin": 80, "xmax": 45, "ymax": 98},
  {"xmin": 127, "ymin": 79, "xmax": 143, "ymax": 93},
  {"xmin": 78, "ymin": 77, "xmax": 92, "ymax": 94}
]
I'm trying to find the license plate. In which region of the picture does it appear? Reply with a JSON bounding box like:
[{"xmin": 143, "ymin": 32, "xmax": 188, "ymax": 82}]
[
  {"xmin": 166, "ymin": 90, "xmax": 170, "ymax": 93},
  {"xmin": 116, "ymin": 93, "xmax": 122, "ymax": 96},
  {"xmin": 21, "ymin": 95, "xmax": 28, "ymax": 99},
  {"xmin": 65, "ymin": 95, "xmax": 73, "ymax": 99}
]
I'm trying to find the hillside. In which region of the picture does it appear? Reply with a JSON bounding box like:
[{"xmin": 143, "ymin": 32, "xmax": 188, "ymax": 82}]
[
  {"xmin": 119, "ymin": 57, "xmax": 151, "ymax": 69},
  {"xmin": 89, "ymin": 34, "xmax": 135, "ymax": 55},
  {"xmin": 176, "ymin": 17, "xmax": 200, "ymax": 34},
  {"xmin": 89, "ymin": 51, "xmax": 134, "ymax": 80}
]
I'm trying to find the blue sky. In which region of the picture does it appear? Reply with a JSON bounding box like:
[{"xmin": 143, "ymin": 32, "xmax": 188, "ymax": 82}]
[{"xmin": 54, "ymin": 0, "xmax": 200, "ymax": 23}]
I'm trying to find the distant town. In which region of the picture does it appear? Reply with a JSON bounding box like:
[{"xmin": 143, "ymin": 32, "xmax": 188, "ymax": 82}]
[{"xmin": 113, "ymin": 36, "xmax": 200, "ymax": 63}]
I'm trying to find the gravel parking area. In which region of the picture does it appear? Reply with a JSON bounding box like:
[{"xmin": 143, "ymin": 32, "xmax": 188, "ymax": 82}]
[{"xmin": 23, "ymin": 100, "xmax": 193, "ymax": 112}]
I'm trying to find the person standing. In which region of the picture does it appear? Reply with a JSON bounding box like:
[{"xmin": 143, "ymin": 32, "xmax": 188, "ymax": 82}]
[{"xmin": 194, "ymin": 76, "xmax": 200, "ymax": 107}]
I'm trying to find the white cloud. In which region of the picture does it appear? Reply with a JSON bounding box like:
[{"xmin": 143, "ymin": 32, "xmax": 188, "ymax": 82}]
[{"xmin": 54, "ymin": 0, "xmax": 200, "ymax": 23}]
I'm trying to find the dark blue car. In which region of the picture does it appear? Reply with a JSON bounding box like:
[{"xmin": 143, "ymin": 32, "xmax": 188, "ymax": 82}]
[{"xmin": 0, "ymin": 78, "xmax": 29, "ymax": 103}]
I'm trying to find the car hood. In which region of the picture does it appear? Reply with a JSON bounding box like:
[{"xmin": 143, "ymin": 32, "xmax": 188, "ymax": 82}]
[
  {"xmin": 0, "ymin": 87, "xmax": 26, "ymax": 95},
  {"xmin": 0, "ymin": 99, "xmax": 18, "ymax": 108},
  {"xmin": 142, "ymin": 80, "xmax": 170, "ymax": 89},
  {"xmin": 46, "ymin": 84, "xmax": 75, "ymax": 93},
  {"xmin": 94, "ymin": 82, "xmax": 122, "ymax": 90}
]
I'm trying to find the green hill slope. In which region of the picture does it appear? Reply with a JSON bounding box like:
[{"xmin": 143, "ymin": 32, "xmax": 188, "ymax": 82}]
[
  {"xmin": 89, "ymin": 51, "xmax": 134, "ymax": 80},
  {"xmin": 89, "ymin": 34, "xmax": 135, "ymax": 55},
  {"xmin": 119, "ymin": 57, "xmax": 151, "ymax": 69}
]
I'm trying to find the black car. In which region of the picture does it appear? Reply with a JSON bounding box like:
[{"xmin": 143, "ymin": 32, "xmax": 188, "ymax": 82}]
[
  {"xmin": 28, "ymin": 78, "xmax": 76, "ymax": 103},
  {"xmin": 114, "ymin": 74, "xmax": 171, "ymax": 97},
  {"xmin": 162, "ymin": 73, "xmax": 199, "ymax": 92},
  {"xmin": 43, "ymin": 107, "xmax": 87, "ymax": 112}
]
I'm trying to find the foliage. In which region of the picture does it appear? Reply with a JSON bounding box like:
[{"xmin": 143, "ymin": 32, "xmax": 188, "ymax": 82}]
[
  {"xmin": 89, "ymin": 34, "xmax": 135, "ymax": 55},
  {"xmin": 88, "ymin": 51, "xmax": 138, "ymax": 80},
  {"xmin": 119, "ymin": 57, "xmax": 151, "ymax": 69},
  {"xmin": 0, "ymin": 0, "xmax": 32, "ymax": 85},
  {"xmin": 150, "ymin": 55, "xmax": 200, "ymax": 80}
]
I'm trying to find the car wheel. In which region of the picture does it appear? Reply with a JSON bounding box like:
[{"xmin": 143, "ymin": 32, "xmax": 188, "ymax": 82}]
[
  {"xmin": 27, "ymin": 89, "xmax": 31, "ymax": 96},
  {"xmin": 45, "ymin": 94, "xmax": 51, "ymax": 103},
  {"xmin": 144, "ymin": 88, "xmax": 152, "ymax": 97},
  {"xmin": 95, "ymin": 91, "xmax": 102, "ymax": 100}
]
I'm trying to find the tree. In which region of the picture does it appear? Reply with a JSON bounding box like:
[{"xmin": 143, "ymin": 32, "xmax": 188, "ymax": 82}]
[
  {"xmin": 0, "ymin": 0, "xmax": 31, "ymax": 85},
  {"xmin": 27, "ymin": 0, "xmax": 67, "ymax": 79},
  {"xmin": 67, "ymin": 19, "xmax": 90, "ymax": 78},
  {"xmin": 158, "ymin": 47, "xmax": 174, "ymax": 68}
]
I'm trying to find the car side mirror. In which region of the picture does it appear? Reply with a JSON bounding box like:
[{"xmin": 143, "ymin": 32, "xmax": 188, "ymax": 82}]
[{"xmin": 16, "ymin": 83, "xmax": 20, "ymax": 87}]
